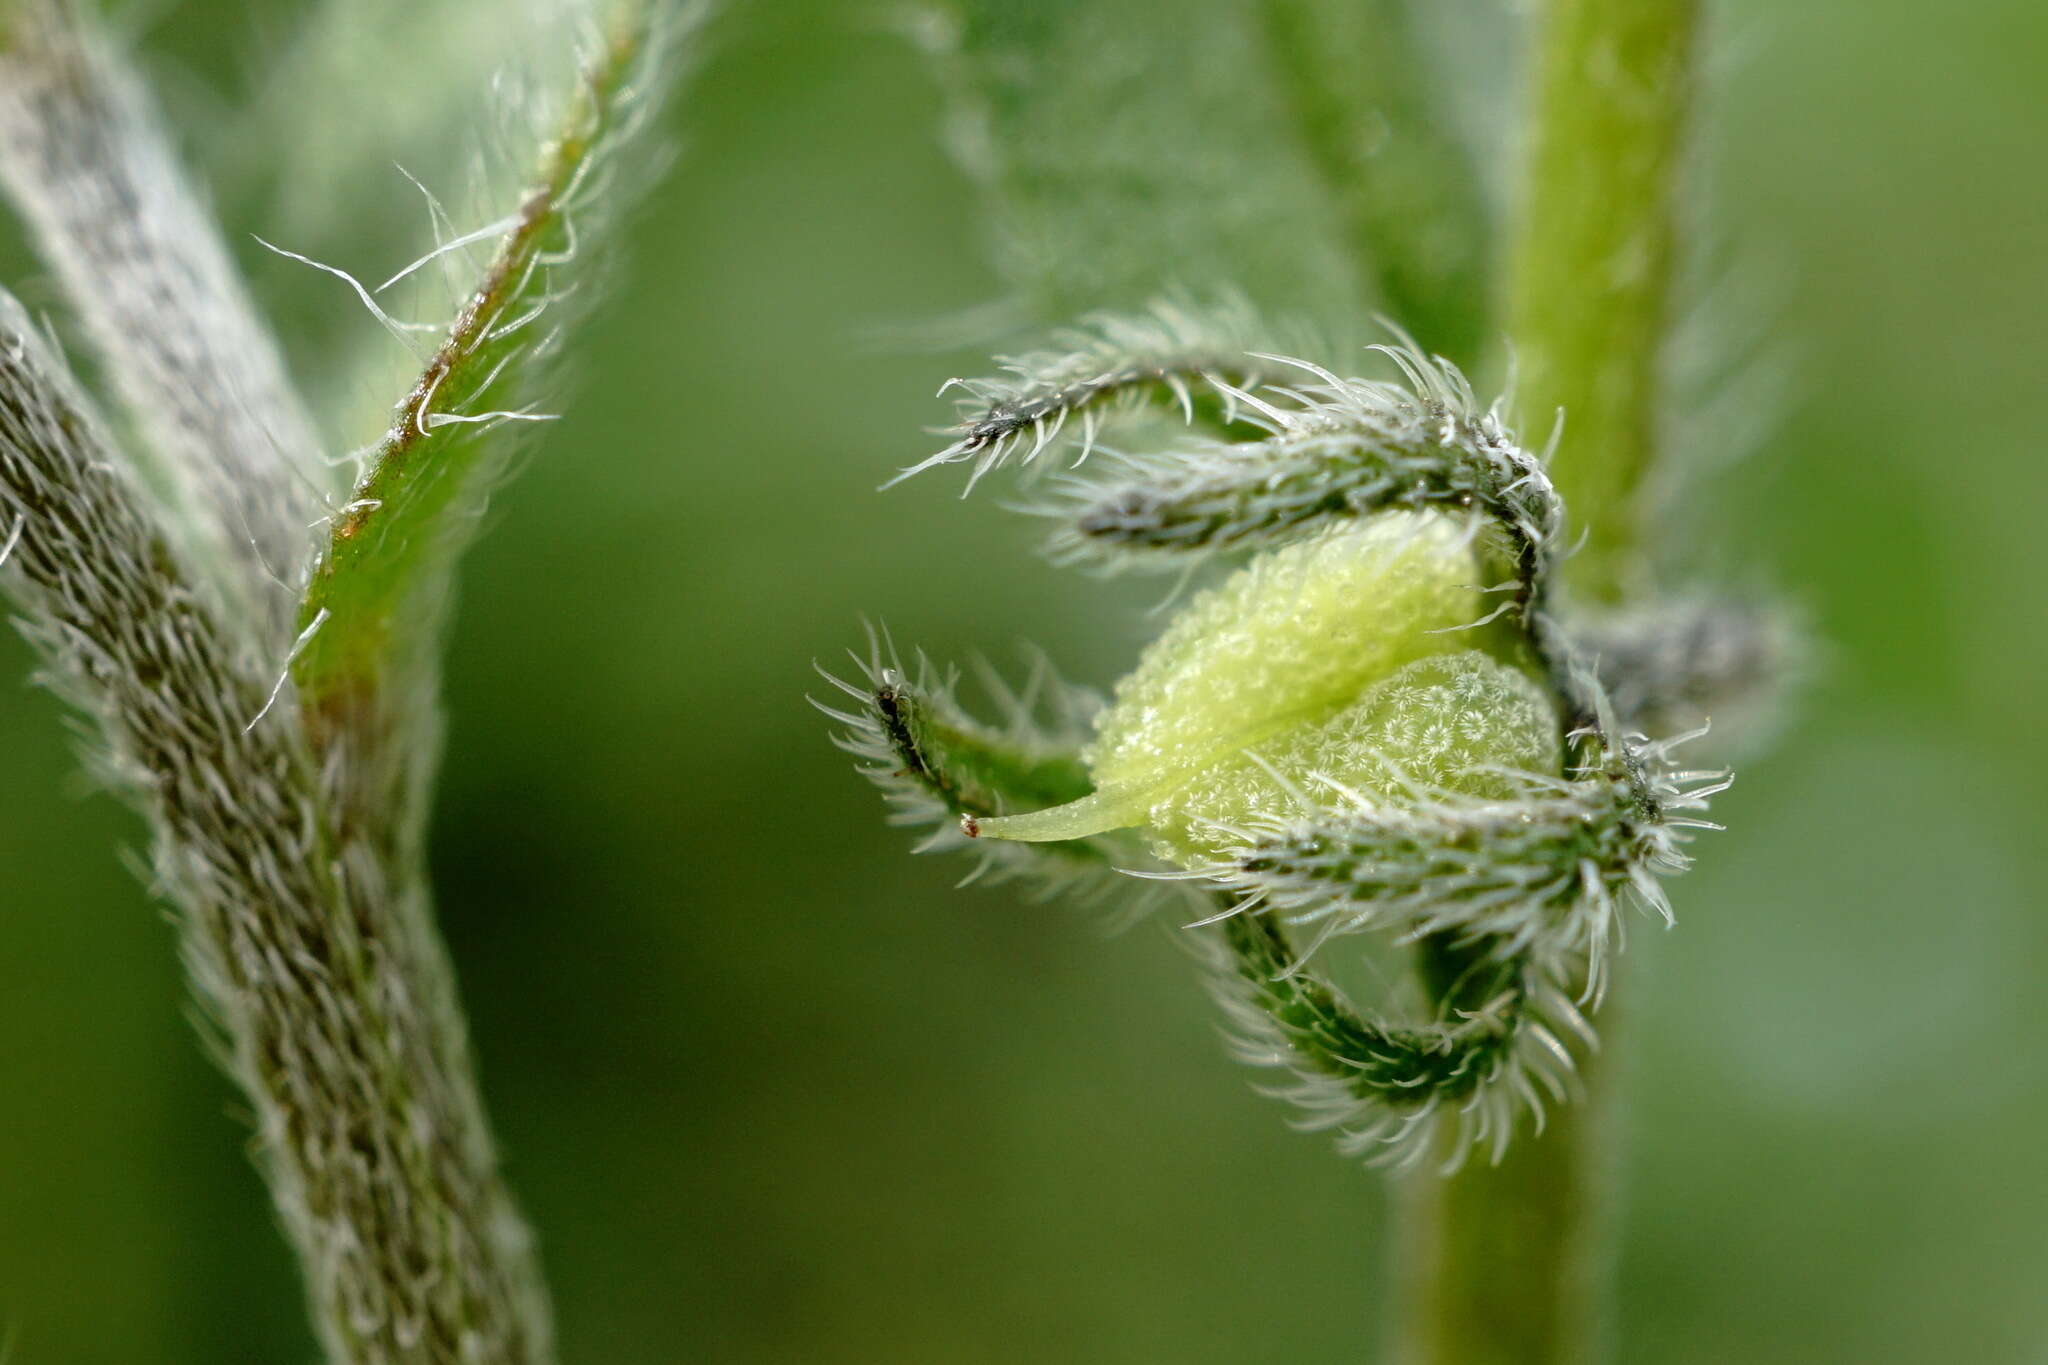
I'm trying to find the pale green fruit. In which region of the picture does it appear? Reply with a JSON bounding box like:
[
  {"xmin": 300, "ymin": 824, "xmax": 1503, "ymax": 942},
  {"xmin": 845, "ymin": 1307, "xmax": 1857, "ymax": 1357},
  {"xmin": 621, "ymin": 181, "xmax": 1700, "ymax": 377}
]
[
  {"xmin": 975, "ymin": 511, "xmax": 1561, "ymax": 861},
  {"xmin": 1144, "ymin": 650, "xmax": 1560, "ymax": 861}
]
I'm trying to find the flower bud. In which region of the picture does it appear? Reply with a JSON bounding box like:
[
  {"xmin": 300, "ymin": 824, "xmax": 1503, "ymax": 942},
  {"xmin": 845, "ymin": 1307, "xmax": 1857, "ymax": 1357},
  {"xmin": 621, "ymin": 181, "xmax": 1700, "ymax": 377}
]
[{"xmin": 973, "ymin": 510, "xmax": 1561, "ymax": 860}]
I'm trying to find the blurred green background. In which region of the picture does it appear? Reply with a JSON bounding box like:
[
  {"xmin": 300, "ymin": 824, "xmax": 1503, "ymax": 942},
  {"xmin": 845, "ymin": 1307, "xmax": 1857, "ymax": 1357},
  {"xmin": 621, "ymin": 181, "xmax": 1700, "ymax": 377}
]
[{"xmin": 1, "ymin": 0, "xmax": 2045, "ymax": 1360}]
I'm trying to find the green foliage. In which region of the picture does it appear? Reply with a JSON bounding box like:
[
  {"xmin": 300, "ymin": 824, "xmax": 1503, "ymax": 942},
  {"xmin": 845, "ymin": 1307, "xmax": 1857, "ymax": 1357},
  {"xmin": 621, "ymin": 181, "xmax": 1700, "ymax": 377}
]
[
  {"xmin": 912, "ymin": 0, "xmax": 1505, "ymax": 364},
  {"xmin": 913, "ymin": 0, "xmax": 1358, "ymax": 326},
  {"xmin": 1254, "ymin": 0, "xmax": 1492, "ymax": 363},
  {"xmin": 3, "ymin": 0, "xmax": 2042, "ymax": 1360}
]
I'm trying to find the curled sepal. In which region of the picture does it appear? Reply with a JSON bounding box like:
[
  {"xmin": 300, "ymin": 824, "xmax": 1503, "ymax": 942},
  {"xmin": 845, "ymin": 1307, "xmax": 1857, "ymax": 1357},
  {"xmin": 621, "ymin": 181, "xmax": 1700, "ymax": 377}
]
[
  {"xmin": 1565, "ymin": 595, "xmax": 1803, "ymax": 747},
  {"xmin": 1203, "ymin": 907, "xmax": 1592, "ymax": 1170},
  {"xmin": 1202, "ymin": 722, "xmax": 1727, "ymax": 1007},
  {"xmin": 891, "ymin": 299, "xmax": 1284, "ymax": 488},
  {"xmin": 815, "ymin": 639, "xmax": 1145, "ymax": 906},
  {"xmin": 1037, "ymin": 347, "xmax": 1560, "ymax": 591}
]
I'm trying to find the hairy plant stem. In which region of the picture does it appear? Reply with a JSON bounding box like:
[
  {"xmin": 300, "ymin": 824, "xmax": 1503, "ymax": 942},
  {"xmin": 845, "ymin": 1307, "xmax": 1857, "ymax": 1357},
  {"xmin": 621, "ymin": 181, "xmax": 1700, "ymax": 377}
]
[
  {"xmin": 0, "ymin": 308, "xmax": 550, "ymax": 1365},
  {"xmin": 1392, "ymin": 1, "xmax": 1700, "ymax": 1361},
  {"xmin": 1402, "ymin": 934, "xmax": 1605, "ymax": 1365},
  {"xmin": 0, "ymin": 2, "xmax": 692, "ymax": 1358},
  {"xmin": 0, "ymin": 0, "xmax": 326, "ymax": 642},
  {"xmin": 1387, "ymin": 1009, "xmax": 1621, "ymax": 1365},
  {"xmin": 297, "ymin": 5, "xmax": 660, "ymax": 848}
]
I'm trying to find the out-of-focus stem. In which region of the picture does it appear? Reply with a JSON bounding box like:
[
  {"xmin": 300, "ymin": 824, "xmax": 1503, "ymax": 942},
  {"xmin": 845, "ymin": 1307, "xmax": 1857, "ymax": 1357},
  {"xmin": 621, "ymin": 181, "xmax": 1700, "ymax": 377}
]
[
  {"xmin": 1388, "ymin": 1019, "xmax": 1621, "ymax": 1365},
  {"xmin": 1392, "ymin": 1, "xmax": 1700, "ymax": 1361},
  {"xmin": 0, "ymin": 301, "xmax": 552, "ymax": 1365},
  {"xmin": 1505, "ymin": 0, "xmax": 1700, "ymax": 604},
  {"xmin": 0, "ymin": 0, "xmax": 326, "ymax": 640}
]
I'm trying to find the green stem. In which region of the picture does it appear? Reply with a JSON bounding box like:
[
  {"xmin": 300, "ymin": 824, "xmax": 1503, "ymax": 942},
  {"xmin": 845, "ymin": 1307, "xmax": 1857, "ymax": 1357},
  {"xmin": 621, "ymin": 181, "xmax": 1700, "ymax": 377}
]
[
  {"xmin": 1393, "ymin": 1, "xmax": 1700, "ymax": 1361},
  {"xmin": 1387, "ymin": 1020, "xmax": 1620, "ymax": 1365},
  {"xmin": 291, "ymin": 2, "xmax": 665, "ymax": 853},
  {"xmin": 1504, "ymin": 0, "xmax": 1700, "ymax": 603}
]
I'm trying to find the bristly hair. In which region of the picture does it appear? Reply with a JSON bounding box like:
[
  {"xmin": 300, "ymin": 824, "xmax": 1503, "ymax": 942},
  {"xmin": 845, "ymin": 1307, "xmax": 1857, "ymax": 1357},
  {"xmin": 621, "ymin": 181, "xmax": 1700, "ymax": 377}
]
[
  {"xmin": 1194, "ymin": 907, "xmax": 1596, "ymax": 1172},
  {"xmin": 0, "ymin": 0, "xmax": 329, "ymax": 648},
  {"xmin": 1196, "ymin": 720, "xmax": 1728, "ymax": 1010},
  {"xmin": 1565, "ymin": 594, "xmax": 1804, "ymax": 749},
  {"xmin": 814, "ymin": 631, "xmax": 1162, "ymax": 911},
  {"xmin": 888, "ymin": 297, "xmax": 1291, "ymax": 490},
  {"xmin": 293, "ymin": 0, "xmax": 705, "ymax": 855},
  {"xmin": 1028, "ymin": 344, "xmax": 1560, "ymax": 596}
]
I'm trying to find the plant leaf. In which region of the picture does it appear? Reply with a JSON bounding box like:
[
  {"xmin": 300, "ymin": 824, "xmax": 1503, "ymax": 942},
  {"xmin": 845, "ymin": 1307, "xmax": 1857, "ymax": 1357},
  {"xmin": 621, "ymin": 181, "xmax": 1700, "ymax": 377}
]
[{"xmin": 912, "ymin": 0, "xmax": 1360, "ymax": 329}]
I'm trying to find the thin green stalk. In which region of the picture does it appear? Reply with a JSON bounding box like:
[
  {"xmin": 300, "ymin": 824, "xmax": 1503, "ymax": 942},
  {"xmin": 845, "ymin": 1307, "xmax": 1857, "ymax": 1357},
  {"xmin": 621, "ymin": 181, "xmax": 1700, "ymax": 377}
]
[
  {"xmin": 296, "ymin": 9, "xmax": 648, "ymax": 673},
  {"xmin": 1505, "ymin": 0, "xmax": 1700, "ymax": 604},
  {"xmin": 1388, "ymin": 1012, "xmax": 1621, "ymax": 1365},
  {"xmin": 293, "ymin": 1, "xmax": 670, "ymax": 855},
  {"xmin": 1394, "ymin": 1, "xmax": 1700, "ymax": 1361}
]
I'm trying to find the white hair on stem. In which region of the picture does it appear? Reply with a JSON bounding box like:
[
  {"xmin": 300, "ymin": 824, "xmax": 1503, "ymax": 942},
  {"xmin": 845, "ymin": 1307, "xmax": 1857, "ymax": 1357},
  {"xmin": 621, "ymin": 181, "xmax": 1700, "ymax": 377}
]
[
  {"xmin": 0, "ymin": 1, "xmax": 716, "ymax": 1358},
  {"xmin": 0, "ymin": 1, "xmax": 329, "ymax": 648},
  {"xmin": 0, "ymin": 294, "xmax": 551, "ymax": 1363}
]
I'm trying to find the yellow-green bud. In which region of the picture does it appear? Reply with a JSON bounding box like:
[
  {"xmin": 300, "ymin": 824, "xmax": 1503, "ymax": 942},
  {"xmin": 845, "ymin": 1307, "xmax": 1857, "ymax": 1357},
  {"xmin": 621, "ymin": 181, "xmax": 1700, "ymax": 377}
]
[{"xmin": 973, "ymin": 510, "xmax": 1561, "ymax": 861}]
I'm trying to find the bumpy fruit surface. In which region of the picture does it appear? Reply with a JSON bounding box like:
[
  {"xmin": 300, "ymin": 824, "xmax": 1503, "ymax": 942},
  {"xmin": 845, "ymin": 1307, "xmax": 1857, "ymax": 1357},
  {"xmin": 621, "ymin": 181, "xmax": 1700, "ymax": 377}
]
[{"xmin": 976, "ymin": 511, "xmax": 1561, "ymax": 861}]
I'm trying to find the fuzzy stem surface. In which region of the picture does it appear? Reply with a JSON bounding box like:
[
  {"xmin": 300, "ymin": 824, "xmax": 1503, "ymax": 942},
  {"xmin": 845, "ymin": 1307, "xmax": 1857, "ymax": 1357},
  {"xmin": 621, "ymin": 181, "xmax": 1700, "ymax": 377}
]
[
  {"xmin": 0, "ymin": 305, "xmax": 550, "ymax": 1364},
  {"xmin": 1388, "ymin": 1026, "xmax": 1618, "ymax": 1365},
  {"xmin": 0, "ymin": 0, "xmax": 327, "ymax": 641},
  {"xmin": 0, "ymin": 4, "xmax": 697, "ymax": 1357}
]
